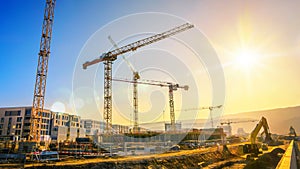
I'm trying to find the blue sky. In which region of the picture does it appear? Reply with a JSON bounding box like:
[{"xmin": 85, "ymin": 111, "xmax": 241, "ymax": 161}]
[{"xmin": 1, "ymin": 1, "xmax": 300, "ymax": 123}]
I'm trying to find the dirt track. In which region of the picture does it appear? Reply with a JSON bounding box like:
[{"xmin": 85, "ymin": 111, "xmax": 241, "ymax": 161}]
[{"xmin": 25, "ymin": 147, "xmax": 242, "ymax": 169}]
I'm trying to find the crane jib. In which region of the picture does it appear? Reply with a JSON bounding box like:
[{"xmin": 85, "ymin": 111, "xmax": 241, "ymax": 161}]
[{"xmin": 83, "ymin": 23, "xmax": 194, "ymax": 69}]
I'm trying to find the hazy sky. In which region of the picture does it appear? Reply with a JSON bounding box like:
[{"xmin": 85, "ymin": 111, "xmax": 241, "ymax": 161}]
[{"xmin": 1, "ymin": 1, "xmax": 300, "ymax": 124}]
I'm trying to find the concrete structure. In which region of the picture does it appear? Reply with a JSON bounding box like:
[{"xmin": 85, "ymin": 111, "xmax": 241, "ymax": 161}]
[
  {"xmin": 237, "ymin": 128, "xmax": 247, "ymax": 136},
  {"xmin": 81, "ymin": 119, "xmax": 105, "ymax": 135},
  {"xmin": 219, "ymin": 125, "xmax": 232, "ymax": 137},
  {"xmin": 165, "ymin": 122, "xmax": 182, "ymax": 132},
  {"xmin": 50, "ymin": 112, "xmax": 85, "ymax": 142},
  {"xmin": 112, "ymin": 124, "xmax": 129, "ymax": 134},
  {"xmin": 0, "ymin": 106, "xmax": 51, "ymax": 141}
]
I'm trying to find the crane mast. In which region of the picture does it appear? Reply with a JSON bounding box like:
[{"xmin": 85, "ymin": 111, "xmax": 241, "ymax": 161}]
[
  {"xmin": 112, "ymin": 78, "xmax": 188, "ymax": 132},
  {"xmin": 29, "ymin": 0, "xmax": 56, "ymax": 141},
  {"xmin": 108, "ymin": 36, "xmax": 140, "ymax": 133},
  {"xmin": 83, "ymin": 23, "xmax": 194, "ymax": 134}
]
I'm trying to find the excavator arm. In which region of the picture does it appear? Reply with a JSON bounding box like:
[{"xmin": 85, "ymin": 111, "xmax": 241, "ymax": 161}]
[{"xmin": 250, "ymin": 116, "xmax": 272, "ymax": 144}]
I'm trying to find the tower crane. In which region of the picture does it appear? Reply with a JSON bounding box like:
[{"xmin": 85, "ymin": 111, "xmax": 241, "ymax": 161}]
[
  {"xmin": 108, "ymin": 36, "xmax": 140, "ymax": 133},
  {"xmin": 177, "ymin": 105, "xmax": 222, "ymax": 128},
  {"xmin": 83, "ymin": 23, "xmax": 194, "ymax": 134},
  {"xmin": 30, "ymin": 0, "xmax": 56, "ymax": 141},
  {"xmin": 112, "ymin": 78, "xmax": 189, "ymax": 132},
  {"xmin": 220, "ymin": 119, "xmax": 257, "ymax": 126},
  {"xmin": 220, "ymin": 119, "xmax": 257, "ymax": 136}
]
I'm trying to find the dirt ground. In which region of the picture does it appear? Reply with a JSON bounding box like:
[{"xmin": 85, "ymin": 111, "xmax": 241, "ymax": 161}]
[{"xmin": 25, "ymin": 146, "xmax": 243, "ymax": 169}]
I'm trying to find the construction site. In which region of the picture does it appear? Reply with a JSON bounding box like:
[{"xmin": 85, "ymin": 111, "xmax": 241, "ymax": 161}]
[{"xmin": 1, "ymin": 0, "xmax": 300, "ymax": 169}]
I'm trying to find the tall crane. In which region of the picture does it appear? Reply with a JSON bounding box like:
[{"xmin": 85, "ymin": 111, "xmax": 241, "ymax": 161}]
[
  {"xmin": 178, "ymin": 105, "xmax": 222, "ymax": 128},
  {"xmin": 220, "ymin": 119, "xmax": 257, "ymax": 136},
  {"xmin": 30, "ymin": 0, "xmax": 56, "ymax": 141},
  {"xmin": 220, "ymin": 119, "xmax": 257, "ymax": 126},
  {"xmin": 108, "ymin": 36, "xmax": 140, "ymax": 132},
  {"xmin": 112, "ymin": 78, "xmax": 189, "ymax": 132},
  {"xmin": 83, "ymin": 23, "xmax": 194, "ymax": 134}
]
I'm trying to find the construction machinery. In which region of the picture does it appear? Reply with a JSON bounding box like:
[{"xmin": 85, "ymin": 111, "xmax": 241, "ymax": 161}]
[
  {"xmin": 284, "ymin": 126, "xmax": 299, "ymax": 141},
  {"xmin": 108, "ymin": 36, "xmax": 141, "ymax": 133},
  {"xmin": 112, "ymin": 78, "xmax": 189, "ymax": 132},
  {"xmin": 289, "ymin": 126, "xmax": 297, "ymax": 137},
  {"xmin": 177, "ymin": 105, "xmax": 223, "ymax": 128},
  {"xmin": 238, "ymin": 116, "xmax": 275, "ymax": 156},
  {"xmin": 83, "ymin": 23, "xmax": 194, "ymax": 134},
  {"xmin": 30, "ymin": 0, "xmax": 56, "ymax": 142}
]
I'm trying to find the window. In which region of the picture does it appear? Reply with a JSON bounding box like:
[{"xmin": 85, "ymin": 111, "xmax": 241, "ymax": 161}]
[
  {"xmin": 25, "ymin": 109, "xmax": 31, "ymax": 116},
  {"xmin": 16, "ymin": 124, "xmax": 22, "ymax": 129},
  {"xmin": 17, "ymin": 117, "xmax": 22, "ymax": 122},
  {"xmin": 0, "ymin": 130, "xmax": 2, "ymax": 135},
  {"xmin": 0, "ymin": 118, "xmax": 4, "ymax": 123},
  {"xmin": 5, "ymin": 110, "xmax": 21, "ymax": 116},
  {"xmin": 0, "ymin": 124, "xmax": 3, "ymax": 129},
  {"xmin": 15, "ymin": 130, "xmax": 21, "ymax": 135}
]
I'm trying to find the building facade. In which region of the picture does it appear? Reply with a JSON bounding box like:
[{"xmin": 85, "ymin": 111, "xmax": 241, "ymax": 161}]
[
  {"xmin": 0, "ymin": 106, "xmax": 51, "ymax": 141},
  {"xmin": 51, "ymin": 112, "xmax": 85, "ymax": 142},
  {"xmin": 165, "ymin": 122, "xmax": 182, "ymax": 132},
  {"xmin": 0, "ymin": 106, "xmax": 85, "ymax": 142},
  {"xmin": 81, "ymin": 119, "xmax": 105, "ymax": 135},
  {"xmin": 112, "ymin": 124, "xmax": 129, "ymax": 134}
]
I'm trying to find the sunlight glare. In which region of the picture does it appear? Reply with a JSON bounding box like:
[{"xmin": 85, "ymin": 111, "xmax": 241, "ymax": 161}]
[{"xmin": 234, "ymin": 48, "xmax": 260, "ymax": 70}]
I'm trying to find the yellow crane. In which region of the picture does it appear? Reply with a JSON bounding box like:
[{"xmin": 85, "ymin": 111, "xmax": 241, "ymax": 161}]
[
  {"xmin": 108, "ymin": 36, "xmax": 141, "ymax": 132},
  {"xmin": 83, "ymin": 23, "xmax": 194, "ymax": 134},
  {"xmin": 112, "ymin": 78, "xmax": 189, "ymax": 132},
  {"xmin": 30, "ymin": 0, "xmax": 56, "ymax": 141}
]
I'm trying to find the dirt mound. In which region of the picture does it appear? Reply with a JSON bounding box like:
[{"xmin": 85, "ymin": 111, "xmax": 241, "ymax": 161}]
[{"xmin": 244, "ymin": 148, "xmax": 285, "ymax": 169}]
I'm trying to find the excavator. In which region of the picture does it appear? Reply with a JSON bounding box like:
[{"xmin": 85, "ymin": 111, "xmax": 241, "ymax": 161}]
[
  {"xmin": 238, "ymin": 116, "xmax": 276, "ymax": 156},
  {"xmin": 284, "ymin": 126, "xmax": 299, "ymax": 140}
]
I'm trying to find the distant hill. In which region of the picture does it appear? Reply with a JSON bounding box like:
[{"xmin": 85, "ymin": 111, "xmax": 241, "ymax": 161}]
[
  {"xmin": 140, "ymin": 105, "xmax": 300, "ymax": 135},
  {"xmin": 224, "ymin": 105, "xmax": 300, "ymax": 135}
]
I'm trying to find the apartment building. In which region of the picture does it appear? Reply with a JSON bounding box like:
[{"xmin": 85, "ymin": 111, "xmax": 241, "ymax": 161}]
[
  {"xmin": 0, "ymin": 106, "xmax": 85, "ymax": 142},
  {"xmin": 0, "ymin": 106, "xmax": 51, "ymax": 141},
  {"xmin": 51, "ymin": 112, "xmax": 85, "ymax": 142}
]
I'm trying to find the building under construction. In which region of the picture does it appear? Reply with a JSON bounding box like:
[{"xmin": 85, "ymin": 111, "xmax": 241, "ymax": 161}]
[{"xmin": 0, "ymin": 106, "xmax": 85, "ymax": 142}]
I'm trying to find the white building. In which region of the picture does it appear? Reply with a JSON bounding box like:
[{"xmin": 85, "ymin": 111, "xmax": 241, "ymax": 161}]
[{"xmin": 51, "ymin": 112, "xmax": 85, "ymax": 142}]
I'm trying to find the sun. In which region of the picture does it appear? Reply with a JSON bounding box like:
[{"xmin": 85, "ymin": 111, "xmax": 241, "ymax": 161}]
[{"xmin": 234, "ymin": 48, "xmax": 260, "ymax": 71}]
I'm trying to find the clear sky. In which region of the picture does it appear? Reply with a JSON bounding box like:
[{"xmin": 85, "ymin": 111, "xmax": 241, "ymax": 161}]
[{"xmin": 1, "ymin": 1, "xmax": 300, "ymax": 124}]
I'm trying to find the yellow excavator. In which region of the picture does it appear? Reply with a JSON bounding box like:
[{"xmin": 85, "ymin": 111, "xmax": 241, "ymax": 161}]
[{"xmin": 238, "ymin": 116, "xmax": 274, "ymax": 156}]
